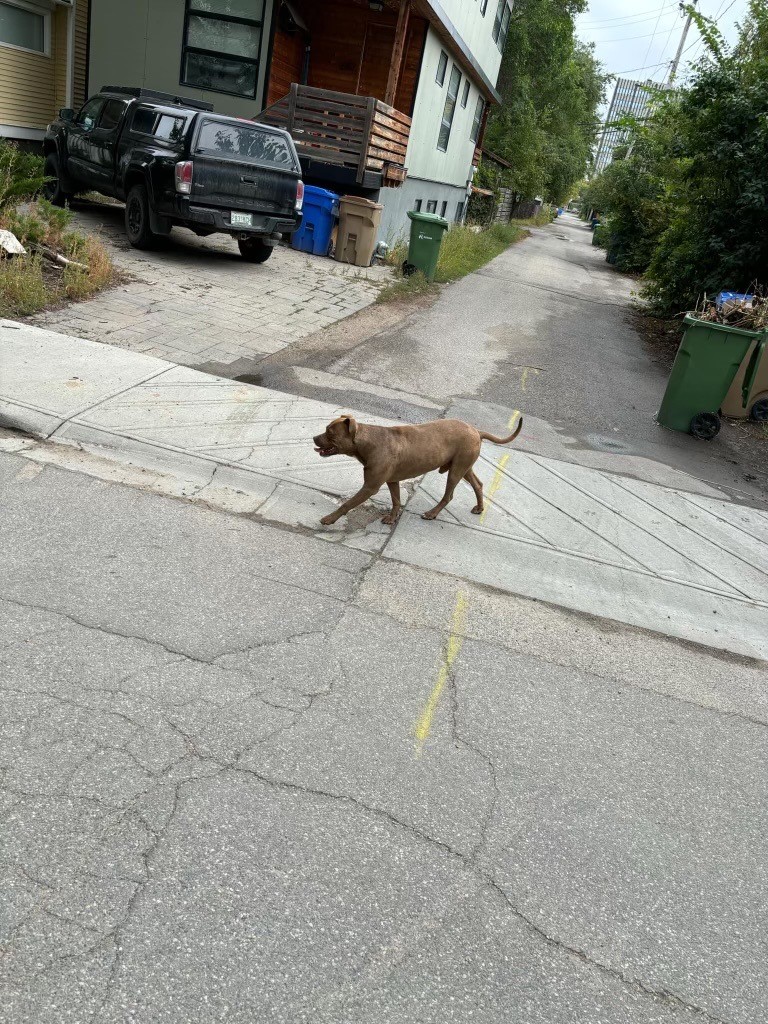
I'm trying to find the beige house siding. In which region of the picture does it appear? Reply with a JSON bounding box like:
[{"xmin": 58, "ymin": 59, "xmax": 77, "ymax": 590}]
[
  {"xmin": 1, "ymin": 1, "xmax": 88, "ymax": 135},
  {"xmin": 74, "ymin": 0, "xmax": 89, "ymax": 109}
]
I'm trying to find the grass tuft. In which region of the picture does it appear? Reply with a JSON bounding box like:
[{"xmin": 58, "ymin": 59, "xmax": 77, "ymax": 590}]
[{"xmin": 378, "ymin": 221, "xmax": 528, "ymax": 303}]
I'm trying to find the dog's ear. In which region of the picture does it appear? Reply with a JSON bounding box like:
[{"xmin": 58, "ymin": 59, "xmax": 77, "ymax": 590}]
[{"xmin": 344, "ymin": 416, "xmax": 357, "ymax": 439}]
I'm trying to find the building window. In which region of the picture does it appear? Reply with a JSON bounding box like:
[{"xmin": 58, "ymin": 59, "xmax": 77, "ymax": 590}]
[
  {"xmin": 414, "ymin": 199, "xmax": 422, "ymax": 211},
  {"xmin": 492, "ymin": 0, "xmax": 511, "ymax": 52},
  {"xmin": 461, "ymin": 80, "xmax": 470, "ymax": 108},
  {"xmin": 470, "ymin": 96, "xmax": 484, "ymax": 143},
  {"xmin": 181, "ymin": 0, "xmax": 264, "ymax": 99},
  {"xmin": 455, "ymin": 201, "xmax": 465, "ymax": 223},
  {"xmin": 435, "ymin": 49, "xmax": 448, "ymax": 86},
  {"xmin": 440, "ymin": 200, "xmax": 447, "ymax": 217},
  {"xmin": 480, "ymin": 0, "xmax": 489, "ymax": 13},
  {"xmin": 426, "ymin": 200, "xmax": 437, "ymax": 213},
  {"xmin": 0, "ymin": 0, "xmax": 48, "ymax": 55},
  {"xmin": 437, "ymin": 65, "xmax": 461, "ymax": 152}
]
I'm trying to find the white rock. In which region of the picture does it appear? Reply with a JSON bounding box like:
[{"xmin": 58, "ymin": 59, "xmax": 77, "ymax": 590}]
[{"xmin": 0, "ymin": 229, "xmax": 26, "ymax": 256}]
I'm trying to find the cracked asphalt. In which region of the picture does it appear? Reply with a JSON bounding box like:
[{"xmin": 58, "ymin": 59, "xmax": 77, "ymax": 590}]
[{"xmin": 2, "ymin": 448, "xmax": 767, "ymax": 1023}]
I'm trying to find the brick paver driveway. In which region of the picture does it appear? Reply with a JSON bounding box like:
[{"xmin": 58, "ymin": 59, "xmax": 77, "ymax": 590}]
[{"xmin": 30, "ymin": 201, "xmax": 385, "ymax": 376}]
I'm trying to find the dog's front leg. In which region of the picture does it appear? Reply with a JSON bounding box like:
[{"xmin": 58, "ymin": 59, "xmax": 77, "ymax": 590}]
[{"xmin": 320, "ymin": 476, "xmax": 383, "ymax": 525}]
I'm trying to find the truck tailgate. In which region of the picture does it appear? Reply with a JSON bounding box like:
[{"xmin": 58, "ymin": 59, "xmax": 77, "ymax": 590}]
[{"xmin": 191, "ymin": 118, "xmax": 299, "ymax": 215}]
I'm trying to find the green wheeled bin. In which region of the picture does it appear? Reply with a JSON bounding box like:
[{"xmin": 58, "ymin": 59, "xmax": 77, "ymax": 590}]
[
  {"xmin": 403, "ymin": 210, "xmax": 449, "ymax": 282},
  {"xmin": 656, "ymin": 316, "xmax": 767, "ymax": 439}
]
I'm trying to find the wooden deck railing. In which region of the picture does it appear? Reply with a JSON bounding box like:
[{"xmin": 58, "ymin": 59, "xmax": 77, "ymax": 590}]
[{"xmin": 257, "ymin": 84, "xmax": 410, "ymax": 188}]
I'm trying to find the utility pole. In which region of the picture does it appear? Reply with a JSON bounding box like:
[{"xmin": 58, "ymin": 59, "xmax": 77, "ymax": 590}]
[{"xmin": 668, "ymin": 1, "xmax": 698, "ymax": 84}]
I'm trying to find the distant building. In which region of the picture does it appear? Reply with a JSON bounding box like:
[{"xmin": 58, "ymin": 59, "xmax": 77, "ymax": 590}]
[{"xmin": 593, "ymin": 77, "xmax": 654, "ymax": 174}]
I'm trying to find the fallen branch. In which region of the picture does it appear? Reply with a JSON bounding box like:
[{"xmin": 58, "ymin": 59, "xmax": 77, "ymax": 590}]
[{"xmin": 31, "ymin": 243, "xmax": 88, "ymax": 273}]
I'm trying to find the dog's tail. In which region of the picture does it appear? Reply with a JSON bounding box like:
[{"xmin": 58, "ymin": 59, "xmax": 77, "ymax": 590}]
[{"xmin": 479, "ymin": 416, "xmax": 523, "ymax": 446}]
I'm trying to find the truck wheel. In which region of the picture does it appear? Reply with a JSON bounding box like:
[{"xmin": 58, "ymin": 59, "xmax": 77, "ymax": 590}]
[
  {"xmin": 238, "ymin": 237, "xmax": 272, "ymax": 263},
  {"xmin": 43, "ymin": 153, "xmax": 70, "ymax": 207},
  {"xmin": 125, "ymin": 184, "xmax": 156, "ymax": 249}
]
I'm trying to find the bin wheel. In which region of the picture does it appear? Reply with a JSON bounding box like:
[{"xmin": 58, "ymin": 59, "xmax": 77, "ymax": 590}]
[
  {"xmin": 750, "ymin": 398, "xmax": 768, "ymax": 422},
  {"xmin": 402, "ymin": 260, "xmax": 417, "ymax": 277},
  {"xmin": 690, "ymin": 412, "xmax": 721, "ymax": 440}
]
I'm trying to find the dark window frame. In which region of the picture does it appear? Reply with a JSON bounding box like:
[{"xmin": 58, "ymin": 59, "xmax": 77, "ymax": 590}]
[
  {"xmin": 460, "ymin": 80, "xmax": 470, "ymax": 108},
  {"xmin": 492, "ymin": 0, "xmax": 511, "ymax": 52},
  {"xmin": 180, "ymin": 0, "xmax": 263, "ymax": 100},
  {"xmin": 435, "ymin": 49, "xmax": 448, "ymax": 86},
  {"xmin": 437, "ymin": 64, "xmax": 461, "ymax": 152},
  {"xmin": 470, "ymin": 95, "xmax": 484, "ymax": 143},
  {"xmin": 426, "ymin": 199, "xmax": 437, "ymax": 213},
  {"xmin": 455, "ymin": 200, "xmax": 465, "ymax": 223},
  {"xmin": 414, "ymin": 199, "xmax": 422, "ymax": 212},
  {"xmin": 480, "ymin": 0, "xmax": 488, "ymax": 13},
  {"xmin": 440, "ymin": 200, "xmax": 447, "ymax": 217}
]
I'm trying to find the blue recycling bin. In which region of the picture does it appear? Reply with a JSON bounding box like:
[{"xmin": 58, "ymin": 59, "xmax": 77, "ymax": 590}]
[{"xmin": 291, "ymin": 185, "xmax": 339, "ymax": 256}]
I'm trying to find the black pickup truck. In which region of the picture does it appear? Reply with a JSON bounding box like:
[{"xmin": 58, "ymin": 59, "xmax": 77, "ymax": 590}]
[{"xmin": 44, "ymin": 86, "xmax": 303, "ymax": 262}]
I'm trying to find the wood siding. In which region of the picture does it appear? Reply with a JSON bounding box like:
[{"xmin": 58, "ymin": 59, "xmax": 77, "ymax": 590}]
[
  {"xmin": 265, "ymin": 0, "xmax": 426, "ymax": 116},
  {"xmin": 0, "ymin": 1, "xmax": 88, "ymax": 132},
  {"xmin": 259, "ymin": 83, "xmax": 410, "ymax": 187},
  {"xmin": 74, "ymin": 0, "xmax": 90, "ymax": 109}
]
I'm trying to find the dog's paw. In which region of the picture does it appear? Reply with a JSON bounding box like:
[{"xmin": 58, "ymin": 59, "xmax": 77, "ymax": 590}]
[
  {"xmin": 320, "ymin": 514, "xmax": 338, "ymax": 526},
  {"xmin": 471, "ymin": 505, "xmax": 483, "ymax": 515},
  {"xmin": 381, "ymin": 513, "xmax": 400, "ymax": 526},
  {"xmin": 421, "ymin": 510, "xmax": 439, "ymax": 521}
]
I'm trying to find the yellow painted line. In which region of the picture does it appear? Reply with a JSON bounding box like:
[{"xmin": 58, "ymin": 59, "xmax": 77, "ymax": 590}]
[
  {"xmin": 479, "ymin": 410, "xmax": 520, "ymax": 524},
  {"xmin": 414, "ymin": 592, "xmax": 468, "ymax": 753}
]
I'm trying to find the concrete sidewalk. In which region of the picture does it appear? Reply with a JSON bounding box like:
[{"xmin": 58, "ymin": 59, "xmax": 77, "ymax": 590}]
[{"xmin": 2, "ymin": 318, "xmax": 767, "ymax": 659}]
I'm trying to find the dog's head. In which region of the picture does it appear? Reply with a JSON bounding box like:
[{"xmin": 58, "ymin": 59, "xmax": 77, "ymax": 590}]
[{"xmin": 313, "ymin": 416, "xmax": 358, "ymax": 458}]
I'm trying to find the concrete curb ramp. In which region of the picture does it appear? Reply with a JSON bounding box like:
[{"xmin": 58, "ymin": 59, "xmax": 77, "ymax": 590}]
[{"xmin": 2, "ymin": 319, "xmax": 767, "ymax": 660}]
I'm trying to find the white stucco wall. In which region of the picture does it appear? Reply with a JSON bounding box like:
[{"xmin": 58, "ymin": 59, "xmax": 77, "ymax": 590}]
[
  {"xmin": 88, "ymin": 0, "xmax": 275, "ymax": 118},
  {"xmin": 404, "ymin": 27, "xmax": 483, "ymax": 189},
  {"xmin": 437, "ymin": 0, "xmax": 506, "ymax": 84}
]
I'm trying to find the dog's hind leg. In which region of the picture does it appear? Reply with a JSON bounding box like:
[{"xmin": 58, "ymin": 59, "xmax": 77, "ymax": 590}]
[
  {"xmin": 465, "ymin": 469, "xmax": 483, "ymax": 514},
  {"xmin": 382, "ymin": 482, "xmax": 402, "ymax": 526},
  {"xmin": 422, "ymin": 463, "xmax": 466, "ymax": 520}
]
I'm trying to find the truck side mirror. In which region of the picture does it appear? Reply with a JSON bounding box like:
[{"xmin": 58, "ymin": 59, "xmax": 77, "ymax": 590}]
[{"xmin": 59, "ymin": 108, "xmax": 75, "ymax": 122}]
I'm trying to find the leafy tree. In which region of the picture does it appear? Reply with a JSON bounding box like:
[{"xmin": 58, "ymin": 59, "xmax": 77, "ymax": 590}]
[
  {"xmin": 484, "ymin": 0, "xmax": 606, "ymax": 204},
  {"xmin": 582, "ymin": 0, "xmax": 768, "ymax": 313},
  {"xmin": 0, "ymin": 140, "xmax": 46, "ymax": 212}
]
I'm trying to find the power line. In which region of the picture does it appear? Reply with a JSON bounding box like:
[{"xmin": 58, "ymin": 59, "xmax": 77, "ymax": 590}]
[
  {"xmin": 582, "ymin": 3, "xmax": 678, "ymax": 26},
  {"xmin": 586, "ymin": 10, "xmax": 679, "ymax": 31},
  {"xmin": 641, "ymin": 2, "xmax": 673, "ymax": 68}
]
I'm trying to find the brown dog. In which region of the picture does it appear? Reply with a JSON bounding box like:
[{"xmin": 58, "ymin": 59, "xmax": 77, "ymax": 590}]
[{"xmin": 313, "ymin": 415, "xmax": 523, "ymax": 525}]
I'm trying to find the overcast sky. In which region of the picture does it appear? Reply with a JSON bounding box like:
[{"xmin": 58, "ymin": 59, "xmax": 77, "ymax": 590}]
[{"xmin": 576, "ymin": 0, "xmax": 750, "ymax": 112}]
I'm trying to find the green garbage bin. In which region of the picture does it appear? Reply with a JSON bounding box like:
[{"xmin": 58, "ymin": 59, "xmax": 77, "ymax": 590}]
[
  {"xmin": 404, "ymin": 210, "xmax": 449, "ymax": 282},
  {"xmin": 656, "ymin": 316, "xmax": 766, "ymax": 439}
]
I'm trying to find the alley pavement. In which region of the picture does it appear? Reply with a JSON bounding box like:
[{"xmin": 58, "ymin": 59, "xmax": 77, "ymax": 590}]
[
  {"xmin": 2, "ymin": 445, "xmax": 768, "ymax": 1024},
  {"xmin": 2, "ymin": 213, "xmax": 768, "ymax": 1023}
]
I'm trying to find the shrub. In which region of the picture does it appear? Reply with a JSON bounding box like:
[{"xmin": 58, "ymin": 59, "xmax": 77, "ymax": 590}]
[{"xmin": 0, "ymin": 140, "xmax": 46, "ymax": 211}]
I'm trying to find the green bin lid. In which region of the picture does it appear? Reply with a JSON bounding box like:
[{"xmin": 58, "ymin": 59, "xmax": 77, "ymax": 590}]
[
  {"xmin": 408, "ymin": 210, "xmax": 449, "ymax": 228},
  {"xmin": 683, "ymin": 315, "xmax": 763, "ymax": 338}
]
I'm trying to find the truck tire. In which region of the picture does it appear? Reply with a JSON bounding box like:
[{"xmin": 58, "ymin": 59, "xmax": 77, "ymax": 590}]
[
  {"xmin": 238, "ymin": 237, "xmax": 272, "ymax": 263},
  {"xmin": 43, "ymin": 153, "xmax": 70, "ymax": 207},
  {"xmin": 125, "ymin": 184, "xmax": 156, "ymax": 249}
]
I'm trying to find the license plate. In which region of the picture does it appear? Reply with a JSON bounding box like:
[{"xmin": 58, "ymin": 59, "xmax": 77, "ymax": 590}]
[{"xmin": 231, "ymin": 212, "xmax": 253, "ymax": 227}]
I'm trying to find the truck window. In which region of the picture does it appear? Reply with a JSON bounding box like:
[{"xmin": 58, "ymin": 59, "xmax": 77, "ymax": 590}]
[
  {"xmin": 155, "ymin": 115, "xmax": 186, "ymax": 144},
  {"xmin": 98, "ymin": 100, "xmax": 126, "ymax": 132},
  {"xmin": 196, "ymin": 120, "xmax": 296, "ymax": 168},
  {"xmin": 131, "ymin": 107, "xmax": 157, "ymax": 136},
  {"xmin": 75, "ymin": 97, "xmax": 104, "ymax": 131}
]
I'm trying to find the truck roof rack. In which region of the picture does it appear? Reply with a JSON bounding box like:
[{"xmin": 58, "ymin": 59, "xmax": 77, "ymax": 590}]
[{"xmin": 99, "ymin": 86, "xmax": 214, "ymax": 112}]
